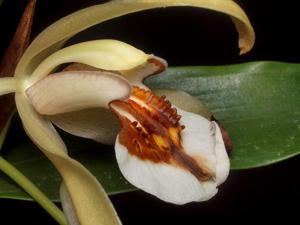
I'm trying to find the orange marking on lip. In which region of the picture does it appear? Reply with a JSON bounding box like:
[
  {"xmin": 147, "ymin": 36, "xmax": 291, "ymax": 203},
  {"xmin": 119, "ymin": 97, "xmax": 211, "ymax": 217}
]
[{"xmin": 110, "ymin": 86, "xmax": 214, "ymax": 181}]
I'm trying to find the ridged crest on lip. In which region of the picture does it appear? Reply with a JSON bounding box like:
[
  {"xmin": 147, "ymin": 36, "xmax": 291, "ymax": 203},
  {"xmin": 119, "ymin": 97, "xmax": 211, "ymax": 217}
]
[{"xmin": 110, "ymin": 86, "xmax": 214, "ymax": 181}]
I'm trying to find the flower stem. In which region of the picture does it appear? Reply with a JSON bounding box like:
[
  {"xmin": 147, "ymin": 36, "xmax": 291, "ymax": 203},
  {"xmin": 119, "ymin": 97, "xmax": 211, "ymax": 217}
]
[{"xmin": 0, "ymin": 155, "xmax": 67, "ymax": 225}]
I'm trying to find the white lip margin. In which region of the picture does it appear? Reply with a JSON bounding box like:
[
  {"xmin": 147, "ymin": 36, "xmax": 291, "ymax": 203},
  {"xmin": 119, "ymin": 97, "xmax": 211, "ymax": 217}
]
[
  {"xmin": 115, "ymin": 137, "xmax": 217, "ymax": 204},
  {"xmin": 114, "ymin": 106, "xmax": 229, "ymax": 205},
  {"xmin": 179, "ymin": 108, "xmax": 230, "ymax": 185}
]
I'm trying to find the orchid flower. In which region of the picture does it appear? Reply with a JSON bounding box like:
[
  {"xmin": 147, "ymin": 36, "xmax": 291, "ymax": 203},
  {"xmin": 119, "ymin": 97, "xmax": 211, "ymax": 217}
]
[{"xmin": 0, "ymin": 0, "xmax": 254, "ymax": 224}]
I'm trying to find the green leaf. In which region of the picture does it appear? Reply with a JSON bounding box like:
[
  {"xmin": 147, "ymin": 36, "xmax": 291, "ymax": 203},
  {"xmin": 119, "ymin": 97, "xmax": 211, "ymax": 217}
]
[
  {"xmin": 146, "ymin": 61, "xmax": 300, "ymax": 169},
  {"xmin": 1, "ymin": 61, "xmax": 299, "ymax": 201}
]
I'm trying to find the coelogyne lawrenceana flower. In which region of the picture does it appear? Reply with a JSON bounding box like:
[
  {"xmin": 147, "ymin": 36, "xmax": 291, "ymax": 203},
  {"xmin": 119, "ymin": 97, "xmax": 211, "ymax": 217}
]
[{"xmin": 0, "ymin": 0, "xmax": 254, "ymax": 225}]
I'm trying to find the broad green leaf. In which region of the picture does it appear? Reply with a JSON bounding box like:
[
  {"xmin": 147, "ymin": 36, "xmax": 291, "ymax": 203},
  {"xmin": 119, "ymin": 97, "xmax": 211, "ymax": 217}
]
[
  {"xmin": 146, "ymin": 62, "xmax": 300, "ymax": 169},
  {"xmin": 0, "ymin": 61, "xmax": 299, "ymax": 201}
]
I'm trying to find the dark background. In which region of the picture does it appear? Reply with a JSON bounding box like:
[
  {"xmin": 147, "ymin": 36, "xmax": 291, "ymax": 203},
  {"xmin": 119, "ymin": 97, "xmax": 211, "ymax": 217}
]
[{"xmin": 0, "ymin": 0, "xmax": 300, "ymax": 224}]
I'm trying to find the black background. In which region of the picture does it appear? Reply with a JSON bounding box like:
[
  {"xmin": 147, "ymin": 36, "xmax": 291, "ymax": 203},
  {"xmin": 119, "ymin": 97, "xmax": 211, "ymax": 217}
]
[{"xmin": 0, "ymin": 0, "xmax": 300, "ymax": 224}]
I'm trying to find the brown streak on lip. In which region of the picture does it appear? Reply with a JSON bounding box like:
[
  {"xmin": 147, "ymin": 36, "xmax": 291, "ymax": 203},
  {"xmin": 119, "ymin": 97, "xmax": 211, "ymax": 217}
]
[
  {"xmin": 111, "ymin": 86, "xmax": 214, "ymax": 181},
  {"xmin": 171, "ymin": 145, "xmax": 213, "ymax": 181},
  {"xmin": 0, "ymin": 0, "xmax": 36, "ymax": 134}
]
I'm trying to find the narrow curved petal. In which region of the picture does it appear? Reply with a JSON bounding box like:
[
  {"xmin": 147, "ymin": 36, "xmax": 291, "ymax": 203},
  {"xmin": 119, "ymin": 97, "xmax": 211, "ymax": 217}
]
[
  {"xmin": 62, "ymin": 55, "xmax": 167, "ymax": 88},
  {"xmin": 26, "ymin": 71, "xmax": 131, "ymax": 115},
  {"xmin": 15, "ymin": 93, "xmax": 121, "ymax": 225},
  {"xmin": 28, "ymin": 40, "xmax": 149, "ymax": 85},
  {"xmin": 0, "ymin": 77, "xmax": 18, "ymax": 95},
  {"xmin": 15, "ymin": 0, "xmax": 255, "ymax": 79},
  {"xmin": 115, "ymin": 108, "xmax": 229, "ymax": 204},
  {"xmin": 60, "ymin": 182, "xmax": 80, "ymax": 225}
]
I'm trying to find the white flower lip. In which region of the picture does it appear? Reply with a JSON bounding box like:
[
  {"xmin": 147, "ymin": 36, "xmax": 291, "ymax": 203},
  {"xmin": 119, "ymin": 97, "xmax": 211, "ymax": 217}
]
[{"xmin": 111, "ymin": 86, "xmax": 230, "ymax": 204}]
